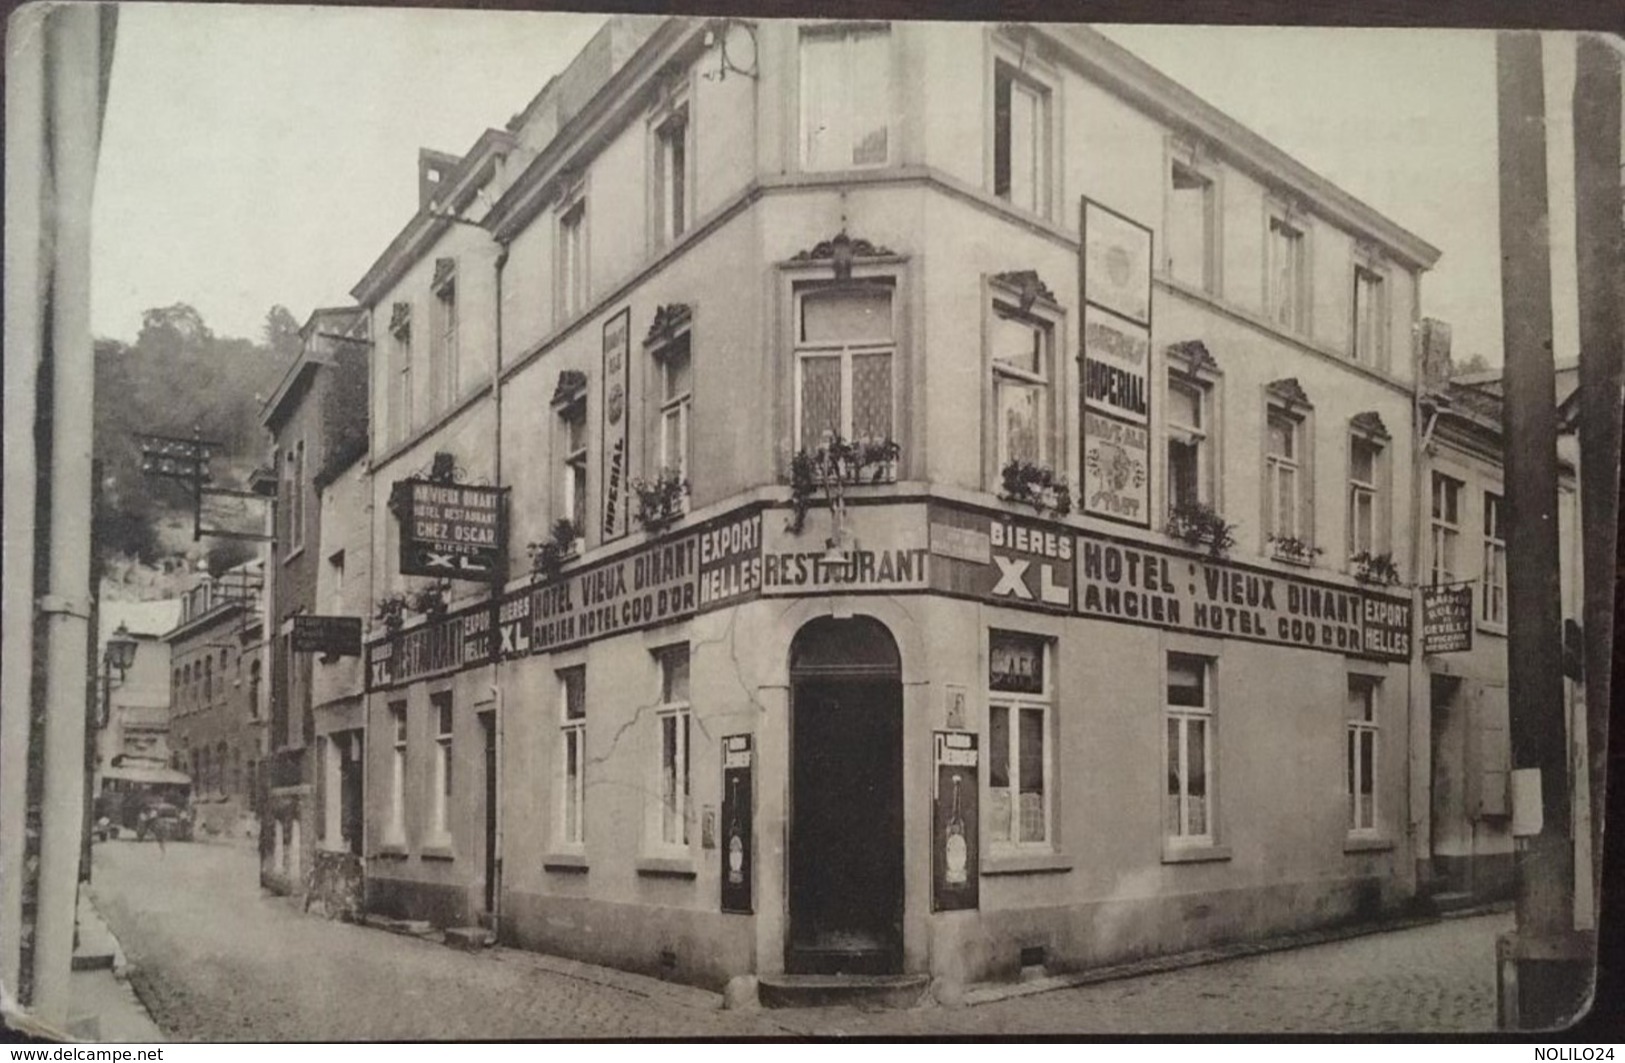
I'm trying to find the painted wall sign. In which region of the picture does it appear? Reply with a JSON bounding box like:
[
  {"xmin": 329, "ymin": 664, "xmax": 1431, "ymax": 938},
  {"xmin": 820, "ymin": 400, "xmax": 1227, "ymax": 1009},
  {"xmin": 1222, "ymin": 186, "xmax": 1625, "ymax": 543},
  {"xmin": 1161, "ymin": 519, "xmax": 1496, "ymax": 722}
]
[
  {"xmin": 601, "ymin": 308, "xmax": 632, "ymax": 542},
  {"xmin": 761, "ymin": 503, "xmax": 930, "ymax": 596},
  {"xmin": 291, "ymin": 615, "xmax": 362, "ymax": 657},
  {"xmin": 720, "ymin": 734, "xmax": 754, "ymax": 914},
  {"xmin": 932, "ymin": 731, "xmax": 979, "ymax": 912},
  {"xmin": 1081, "ymin": 305, "xmax": 1150, "ymax": 425},
  {"xmin": 1081, "ymin": 410, "xmax": 1151, "ymax": 528},
  {"xmin": 1422, "ymin": 584, "xmax": 1474, "ymax": 654},
  {"xmin": 1075, "ymin": 531, "xmax": 1410, "ymax": 661},
  {"xmin": 395, "ymin": 480, "xmax": 505, "ymax": 581},
  {"xmin": 1362, "ymin": 595, "xmax": 1413, "ymax": 660},
  {"xmin": 366, "ymin": 604, "xmax": 488, "ymax": 690},
  {"xmin": 1081, "ymin": 198, "xmax": 1153, "ymax": 326},
  {"xmin": 697, "ymin": 511, "xmax": 763, "ymax": 609},
  {"xmin": 929, "ymin": 504, "xmax": 1073, "ymax": 612}
]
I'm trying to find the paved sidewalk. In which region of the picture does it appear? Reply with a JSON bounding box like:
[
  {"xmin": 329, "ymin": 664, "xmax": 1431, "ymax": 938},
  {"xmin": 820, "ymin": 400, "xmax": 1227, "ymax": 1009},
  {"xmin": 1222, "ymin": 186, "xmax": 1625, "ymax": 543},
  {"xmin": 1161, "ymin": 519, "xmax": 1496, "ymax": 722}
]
[{"xmin": 67, "ymin": 887, "xmax": 166, "ymax": 1042}]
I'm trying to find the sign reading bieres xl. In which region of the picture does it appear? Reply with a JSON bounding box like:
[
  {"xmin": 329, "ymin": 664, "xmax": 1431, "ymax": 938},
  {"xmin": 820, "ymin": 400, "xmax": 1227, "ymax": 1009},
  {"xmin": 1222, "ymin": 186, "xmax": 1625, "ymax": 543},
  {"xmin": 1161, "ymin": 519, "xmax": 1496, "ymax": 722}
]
[
  {"xmin": 929, "ymin": 504, "xmax": 1073, "ymax": 612},
  {"xmin": 395, "ymin": 481, "xmax": 505, "ymax": 580},
  {"xmin": 601, "ymin": 308, "xmax": 631, "ymax": 542},
  {"xmin": 1074, "ymin": 531, "xmax": 1411, "ymax": 661}
]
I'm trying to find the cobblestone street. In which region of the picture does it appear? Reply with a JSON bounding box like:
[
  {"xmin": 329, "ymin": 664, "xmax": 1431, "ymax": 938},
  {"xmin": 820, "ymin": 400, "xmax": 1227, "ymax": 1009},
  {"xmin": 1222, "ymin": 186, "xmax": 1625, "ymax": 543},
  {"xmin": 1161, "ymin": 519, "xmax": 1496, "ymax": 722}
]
[{"xmin": 91, "ymin": 839, "xmax": 1509, "ymax": 1039}]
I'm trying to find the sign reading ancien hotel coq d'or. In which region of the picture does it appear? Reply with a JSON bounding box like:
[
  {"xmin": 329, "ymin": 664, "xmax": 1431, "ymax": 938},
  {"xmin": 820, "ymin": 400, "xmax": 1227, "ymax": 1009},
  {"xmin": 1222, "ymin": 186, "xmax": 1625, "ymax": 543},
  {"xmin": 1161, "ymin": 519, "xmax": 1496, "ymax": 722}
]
[
  {"xmin": 395, "ymin": 480, "xmax": 505, "ymax": 580},
  {"xmin": 1073, "ymin": 531, "xmax": 1411, "ymax": 661}
]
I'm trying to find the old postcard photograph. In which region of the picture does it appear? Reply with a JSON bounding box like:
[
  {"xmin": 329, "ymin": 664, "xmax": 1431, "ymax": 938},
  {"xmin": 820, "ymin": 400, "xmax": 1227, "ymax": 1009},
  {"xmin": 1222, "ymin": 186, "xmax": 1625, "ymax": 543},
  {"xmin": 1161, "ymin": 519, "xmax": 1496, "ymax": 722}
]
[{"xmin": 2, "ymin": 2, "xmax": 1621, "ymax": 1042}]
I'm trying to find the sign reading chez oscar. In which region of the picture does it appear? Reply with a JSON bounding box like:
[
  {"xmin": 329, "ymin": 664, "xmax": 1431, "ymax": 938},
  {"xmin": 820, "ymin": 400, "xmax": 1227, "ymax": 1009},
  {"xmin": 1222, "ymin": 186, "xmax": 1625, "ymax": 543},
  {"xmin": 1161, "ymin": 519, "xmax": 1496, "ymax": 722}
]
[
  {"xmin": 395, "ymin": 480, "xmax": 505, "ymax": 580},
  {"xmin": 1075, "ymin": 531, "xmax": 1411, "ymax": 661}
]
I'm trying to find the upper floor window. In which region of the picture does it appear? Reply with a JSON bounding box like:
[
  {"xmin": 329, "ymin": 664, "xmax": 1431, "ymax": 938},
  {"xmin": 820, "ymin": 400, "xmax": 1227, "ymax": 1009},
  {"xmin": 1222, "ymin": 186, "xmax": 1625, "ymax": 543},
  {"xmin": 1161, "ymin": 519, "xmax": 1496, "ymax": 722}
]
[
  {"xmin": 993, "ymin": 63, "xmax": 1050, "ymax": 217},
  {"xmin": 800, "ymin": 26, "xmax": 891, "ymax": 172},
  {"xmin": 432, "ymin": 259, "xmax": 459, "ymax": 410},
  {"xmin": 389, "ymin": 309, "xmax": 413, "ymax": 445},
  {"xmin": 990, "ymin": 301, "xmax": 1053, "ymax": 471},
  {"xmin": 557, "ymin": 192, "xmax": 588, "ymax": 319},
  {"xmin": 1482, "ymin": 492, "xmax": 1507, "ymax": 627},
  {"xmin": 1352, "ymin": 265, "xmax": 1387, "ymax": 366},
  {"xmin": 1348, "ymin": 436, "xmax": 1381, "ymax": 559},
  {"xmin": 656, "ymin": 333, "xmax": 692, "ymax": 485},
  {"xmin": 284, "ymin": 440, "xmax": 306, "ymax": 553},
  {"xmin": 558, "ymin": 395, "xmax": 588, "ymax": 531},
  {"xmin": 1265, "ymin": 411, "xmax": 1302, "ymax": 541},
  {"xmin": 794, "ymin": 283, "xmax": 895, "ymax": 452},
  {"xmin": 1166, "ymin": 372, "xmax": 1211, "ymax": 511},
  {"xmin": 1167, "ymin": 159, "xmax": 1216, "ymax": 292},
  {"xmin": 1430, "ymin": 473, "xmax": 1462, "ymax": 584},
  {"xmin": 651, "ymin": 105, "xmax": 690, "ymax": 249},
  {"xmin": 1266, "ymin": 215, "xmax": 1307, "ymax": 334}
]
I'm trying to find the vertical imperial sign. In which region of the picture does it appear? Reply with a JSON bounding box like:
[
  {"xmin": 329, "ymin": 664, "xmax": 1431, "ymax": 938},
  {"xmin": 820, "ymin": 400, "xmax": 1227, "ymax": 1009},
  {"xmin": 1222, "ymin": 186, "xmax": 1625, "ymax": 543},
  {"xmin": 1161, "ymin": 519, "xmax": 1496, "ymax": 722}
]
[
  {"xmin": 1080, "ymin": 198, "xmax": 1154, "ymax": 529},
  {"xmin": 720, "ymin": 734, "xmax": 753, "ymax": 913},
  {"xmin": 932, "ymin": 731, "xmax": 979, "ymax": 911},
  {"xmin": 601, "ymin": 308, "xmax": 631, "ymax": 542}
]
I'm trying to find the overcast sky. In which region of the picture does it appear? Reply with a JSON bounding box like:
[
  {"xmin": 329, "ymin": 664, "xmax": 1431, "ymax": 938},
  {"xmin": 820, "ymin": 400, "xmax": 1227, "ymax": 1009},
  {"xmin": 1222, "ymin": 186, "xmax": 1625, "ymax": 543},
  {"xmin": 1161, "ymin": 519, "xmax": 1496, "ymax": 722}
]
[{"xmin": 91, "ymin": 8, "xmax": 1588, "ymax": 365}]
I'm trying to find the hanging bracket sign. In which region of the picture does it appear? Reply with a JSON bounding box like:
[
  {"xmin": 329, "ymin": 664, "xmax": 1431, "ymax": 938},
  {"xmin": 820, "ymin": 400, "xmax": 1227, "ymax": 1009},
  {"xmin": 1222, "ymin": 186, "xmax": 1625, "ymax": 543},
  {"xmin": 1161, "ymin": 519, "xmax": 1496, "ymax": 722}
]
[
  {"xmin": 394, "ymin": 480, "xmax": 507, "ymax": 581},
  {"xmin": 1422, "ymin": 584, "xmax": 1474, "ymax": 654}
]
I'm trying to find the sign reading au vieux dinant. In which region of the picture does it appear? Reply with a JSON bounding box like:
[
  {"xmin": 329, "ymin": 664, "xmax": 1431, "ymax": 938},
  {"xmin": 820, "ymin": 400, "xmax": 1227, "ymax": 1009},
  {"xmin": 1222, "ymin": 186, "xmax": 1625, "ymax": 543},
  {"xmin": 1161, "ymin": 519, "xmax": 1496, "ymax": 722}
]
[{"xmin": 395, "ymin": 480, "xmax": 505, "ymax": 580}]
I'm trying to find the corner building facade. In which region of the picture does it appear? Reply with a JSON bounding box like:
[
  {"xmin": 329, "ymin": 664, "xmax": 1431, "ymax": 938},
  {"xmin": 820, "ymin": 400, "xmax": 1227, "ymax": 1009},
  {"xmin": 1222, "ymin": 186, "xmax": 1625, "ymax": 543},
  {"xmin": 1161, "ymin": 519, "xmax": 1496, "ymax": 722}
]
[{"xmin": 354, "ymin": 18, "xmax": 1442, "ymax": 991}]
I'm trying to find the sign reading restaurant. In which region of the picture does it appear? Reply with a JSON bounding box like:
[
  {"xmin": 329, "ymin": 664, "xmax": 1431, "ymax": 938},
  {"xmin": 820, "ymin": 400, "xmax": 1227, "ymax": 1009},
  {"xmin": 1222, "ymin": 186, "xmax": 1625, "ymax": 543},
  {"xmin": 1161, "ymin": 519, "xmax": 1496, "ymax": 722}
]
[{"xmin": 394, "ymin": 479, "xmax": 505, "ymax": 580}]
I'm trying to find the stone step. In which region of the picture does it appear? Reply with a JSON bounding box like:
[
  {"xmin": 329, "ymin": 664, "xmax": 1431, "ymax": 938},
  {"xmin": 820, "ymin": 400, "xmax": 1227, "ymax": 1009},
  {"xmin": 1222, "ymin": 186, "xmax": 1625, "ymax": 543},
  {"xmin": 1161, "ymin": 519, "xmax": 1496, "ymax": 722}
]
[
  {"xmin": 757, "ymin": 972, "xmax": 931, "ymax": 1009},
  {"xmin": 443, "ymin": 925, "xmax": 496, "ymax": 951},
  {"xmin": 1431, "ymin": 891, "xmax": 1478, "ymax": 912}
]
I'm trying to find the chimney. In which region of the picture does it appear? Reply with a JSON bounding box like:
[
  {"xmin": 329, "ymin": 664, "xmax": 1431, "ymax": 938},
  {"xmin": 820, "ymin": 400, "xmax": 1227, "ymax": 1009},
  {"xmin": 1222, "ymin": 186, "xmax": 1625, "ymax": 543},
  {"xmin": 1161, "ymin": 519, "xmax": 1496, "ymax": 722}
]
[
  {"xmin": 418, "ymin": 148, "xmax": 460, "ymax": 213},
  {"xmin": 1416, "ymin": 317, "xmax": 1454, "ymax": 394}
]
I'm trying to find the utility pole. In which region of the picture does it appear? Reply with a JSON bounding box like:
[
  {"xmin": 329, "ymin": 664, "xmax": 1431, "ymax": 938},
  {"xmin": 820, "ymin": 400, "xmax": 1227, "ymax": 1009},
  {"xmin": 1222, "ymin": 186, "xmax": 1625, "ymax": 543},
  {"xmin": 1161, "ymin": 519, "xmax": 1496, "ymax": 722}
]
[
  {"xmin": 1571, "ymin": 33, "xmax": 1623, "ymax": 943},
  {"xmin": 1494, "ymin": 31, "xmax": 1589, "ymax": 1029}
]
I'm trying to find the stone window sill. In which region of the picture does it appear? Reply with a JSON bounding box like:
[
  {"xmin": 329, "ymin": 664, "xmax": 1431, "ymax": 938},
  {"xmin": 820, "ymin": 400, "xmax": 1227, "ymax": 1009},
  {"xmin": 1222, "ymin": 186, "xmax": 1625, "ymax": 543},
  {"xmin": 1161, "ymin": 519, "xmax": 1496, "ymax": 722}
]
[
  {"xmin": 421, "ymin": 844, "xmax": 455, "ymax": 862},
  {"xmin": 1162, "ymin": 844, "xmax": 1233, "ymax": 865},
  {"xmin": 635, "ymin": 855, "xmax": 697, "ymax": 879},
  {"xmin": 374, "ymin": 843, "xmax": 408, "ymax": 860},
  {"xmin": 543, "ymin": 851, "xmax": 589, "ymax": 873},
  {"xmin": 1343, "ymin": 836, "xmax": 1394, "ymax": 854},
  {"xmin": 982, "ymin": 851, "xmax": 1074, "ymax": 876}
]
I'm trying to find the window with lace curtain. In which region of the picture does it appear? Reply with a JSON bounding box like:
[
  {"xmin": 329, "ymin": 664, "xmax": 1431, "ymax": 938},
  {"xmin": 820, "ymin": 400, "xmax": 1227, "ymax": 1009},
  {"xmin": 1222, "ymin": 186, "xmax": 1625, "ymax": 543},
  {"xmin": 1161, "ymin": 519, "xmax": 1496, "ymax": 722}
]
[{"xmin": 793, "ymin": 283, "xmax": 895, "ymax": 455}]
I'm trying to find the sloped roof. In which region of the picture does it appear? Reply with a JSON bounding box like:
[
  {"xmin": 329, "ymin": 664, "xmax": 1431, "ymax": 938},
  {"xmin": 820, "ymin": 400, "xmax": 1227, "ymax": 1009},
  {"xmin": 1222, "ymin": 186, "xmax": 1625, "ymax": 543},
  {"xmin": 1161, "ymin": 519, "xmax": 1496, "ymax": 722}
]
[{"xmin": 101, "ymin": 598, "xmax": 182, "ymax": 643}]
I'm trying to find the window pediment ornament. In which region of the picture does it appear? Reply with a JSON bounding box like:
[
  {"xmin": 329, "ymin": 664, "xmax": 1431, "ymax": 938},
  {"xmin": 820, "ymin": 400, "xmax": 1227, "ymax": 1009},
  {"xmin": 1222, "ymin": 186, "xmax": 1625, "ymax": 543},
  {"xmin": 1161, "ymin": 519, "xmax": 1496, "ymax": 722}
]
[
  {"xmin": 1166, "ymin": 339, "xmax": 1219, "ymax": 376},
  {"xmin": 644, "ymin": 303, "xmax": 693, "ymax": 349},
  {"xmin": 790, "ymin": 229, "xmax": 896, "ymax": 281},
  {"xmin": 1266, "ymin": 376, "xmax": 1313, "ymax": 411},
  {"xmin": 1351, "ymin": 410, "xmax": 1390, "ymax": 440},
  {"xmin": 991, "ymin": 270, "xmax": 1057, "ymax": 313},
  {"xmin": 431, "ymin": 257, "xmax": 456, "ymax": 296},
  {"xmin": 552, "ymin": 368, "xmax": 588, "ymax": 407},
  {"xmin": 388, "ymin": 302, "xmax": 412, "ymax": 341}
]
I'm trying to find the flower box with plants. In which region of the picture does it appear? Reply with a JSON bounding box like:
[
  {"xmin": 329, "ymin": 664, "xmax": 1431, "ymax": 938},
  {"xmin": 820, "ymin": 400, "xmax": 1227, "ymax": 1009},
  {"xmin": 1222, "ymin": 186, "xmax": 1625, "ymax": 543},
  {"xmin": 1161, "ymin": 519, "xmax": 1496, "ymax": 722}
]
[
  {"xmin": 410, "ymin": 580, "xmax": 452, "ymax": 620},
  {"xmin": 1268, "ymin": 534, "xmax": 1323, "ymax": 566},
  {"xmin": 999, "ymin": 459, "xmax": 1073, "ymax": 518},
  {"xmin": 374, "ymin": 592, "xmax": 410, "ymax": 635},
  {"xmin": 527, "ymin": 518, "xmax": 583, "ymax": 583},
  {"xmin": 1349, "ymin": 550, "xmax": 1402, "ymax": 587},
  {"xmin": 632, "ymin": 469, "xmax": 690, "ymax": 535},
  {"xmin": 1164, "ymin": 500, "xmax": 1237, "ymax": 558},
  {"xmin": 787, "ymin": 435, "xmax": 901, "ymax": 535}
]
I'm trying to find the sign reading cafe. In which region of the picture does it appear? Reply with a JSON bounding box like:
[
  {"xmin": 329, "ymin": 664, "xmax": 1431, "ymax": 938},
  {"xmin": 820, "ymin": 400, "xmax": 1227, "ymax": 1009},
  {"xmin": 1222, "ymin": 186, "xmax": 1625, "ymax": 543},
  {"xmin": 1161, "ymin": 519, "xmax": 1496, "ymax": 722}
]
[{"xmin": 394, "ymin": 479, "xmax": 505, "ymax": 580}]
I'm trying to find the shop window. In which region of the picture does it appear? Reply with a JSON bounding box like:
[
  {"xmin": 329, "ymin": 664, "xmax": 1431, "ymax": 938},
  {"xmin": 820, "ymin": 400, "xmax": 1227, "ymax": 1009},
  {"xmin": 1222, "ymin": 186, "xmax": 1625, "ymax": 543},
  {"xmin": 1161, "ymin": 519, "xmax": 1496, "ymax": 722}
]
[
  {"xmin": 1166, "ymin": 371, "xmax": 1211, "ymax": 511},
  {"xmin": 388, "ymin": 701, "xmax": 407, "ymax": 846},
  {"xmin": 656, "ymin": 332, "xmax": 692, "ymax": 486},
  {"xmin": 1346, "ymin": 676, "xmax": 1379, "ymax": 834},
  {"xmin": 1430, "ymin": 473, "xmax": 1462, "ymax": 584},
  {"xmin": 652, "ymin": 645, "xmax": 691, "ymax": 849},
  {"xmin": 558, "ymin": 666, "xmax": 587, "ymax": 848},
  {"xmin": 1352, "ymin": 265, "xmax": 1387, "ymax": 366},
  {"xmin": 993, "ymin": 62, "xmax": 1051, "ymax": 217},
  {"xmin": 431, "ymin": 692, "xmax": 453, "ymax": 842},
  {"xmin": 1166, "ymin": 159, "xmax": 1216, "ymax": 292},
  {"xmin": 987, "ymin": 630, "xmax": 1052, "ymax": 849},
  {"xmin": 794, "ymin": 282, "xmax": 895, "ymax": 453},
  {"xmin": 1165, "ymin": 652, "xmax": 1215, "ymax": 845},
  {"xmin": 1482, "ymin": 492, "xmax": 1507, "ymax": 627},
  {"xmin": 989, "ymin": 300, "xmax": 1053, "ymax": 473},
  {"xmin": 651, "ymin": 103, "xmax": 690, "ymax": 249},
  {"xmin": 1348, "ymin": 436, "xmax": 1382, "ymax": 559},
  {"xmin": 800, "ymin": 25, "xmax": 891, "ymax": 172},
  {"xmin": 1266, "ymin": 214, "xmax": 1307, "ymax": 334}
]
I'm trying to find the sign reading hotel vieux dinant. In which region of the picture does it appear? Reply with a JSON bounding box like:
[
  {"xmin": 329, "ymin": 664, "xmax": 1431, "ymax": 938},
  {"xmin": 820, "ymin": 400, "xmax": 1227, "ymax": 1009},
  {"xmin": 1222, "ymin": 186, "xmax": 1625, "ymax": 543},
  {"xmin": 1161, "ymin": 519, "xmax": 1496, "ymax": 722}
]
[
  {"xmin": 1080, "ymin": 198, "xmax": 1154, "ymax": 529},
  {"xmin": 395, "ymin": 479, "xmax": 505, "ymax": 580}
]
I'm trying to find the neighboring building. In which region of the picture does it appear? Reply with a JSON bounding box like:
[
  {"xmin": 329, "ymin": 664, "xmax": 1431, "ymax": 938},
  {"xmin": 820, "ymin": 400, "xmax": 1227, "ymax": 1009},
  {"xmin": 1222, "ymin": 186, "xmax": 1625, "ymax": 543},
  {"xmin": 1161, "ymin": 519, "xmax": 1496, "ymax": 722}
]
[
  {"xmin": 344, "ymin": 16, "xmax": 1462, "ymax": 996},
  {"xmin": 94, "ymin": 598, "xmax": 182, "ymax": 789},
  {"xmin": 162, "ymin": 562, "xmax": 265, "ymax": 837},
  {"xmin": 260, "ymin": 306, "xmax": 369, "ymax": 896},
  {"xmin": 1421, "ymin": 368, "xmax": 1587, "ymax": 912}
]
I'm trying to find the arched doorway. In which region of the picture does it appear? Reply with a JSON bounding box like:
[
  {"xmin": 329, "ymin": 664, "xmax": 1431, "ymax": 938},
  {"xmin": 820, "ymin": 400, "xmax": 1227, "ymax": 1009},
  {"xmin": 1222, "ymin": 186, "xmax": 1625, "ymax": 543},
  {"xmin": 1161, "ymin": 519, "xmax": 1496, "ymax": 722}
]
[{"xmin": 787, "ymin": 615, "xmax": 904, "ymax": 975}]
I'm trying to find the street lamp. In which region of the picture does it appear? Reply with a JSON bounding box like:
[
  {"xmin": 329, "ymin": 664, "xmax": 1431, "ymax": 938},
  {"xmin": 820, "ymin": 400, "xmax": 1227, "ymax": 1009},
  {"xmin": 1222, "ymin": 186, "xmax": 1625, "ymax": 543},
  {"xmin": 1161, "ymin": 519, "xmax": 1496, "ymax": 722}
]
[{"xmin": 99, "ymin": 621, "xmax": 137, "ymax": 729}]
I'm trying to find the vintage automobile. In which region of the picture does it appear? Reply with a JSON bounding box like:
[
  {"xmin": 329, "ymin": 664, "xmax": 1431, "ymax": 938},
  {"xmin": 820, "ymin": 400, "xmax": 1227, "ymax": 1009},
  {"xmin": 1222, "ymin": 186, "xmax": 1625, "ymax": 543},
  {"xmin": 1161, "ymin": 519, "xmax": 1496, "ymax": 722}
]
[{"xmin": 93, "ymin": 763, "xmax": 193, "ymax": 840}]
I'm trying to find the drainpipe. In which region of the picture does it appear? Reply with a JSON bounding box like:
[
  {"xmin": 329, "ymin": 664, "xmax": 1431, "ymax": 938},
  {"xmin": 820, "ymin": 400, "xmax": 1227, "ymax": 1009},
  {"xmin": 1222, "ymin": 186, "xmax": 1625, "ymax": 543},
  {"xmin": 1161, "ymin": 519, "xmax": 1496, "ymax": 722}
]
[
  {"xmin": 1408, "ymin": 336, "xmax": 1435, "ymax": 903},
  {"xmin": 489, "ymin": 241, "xmax": 509, "ymax": 935}
]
